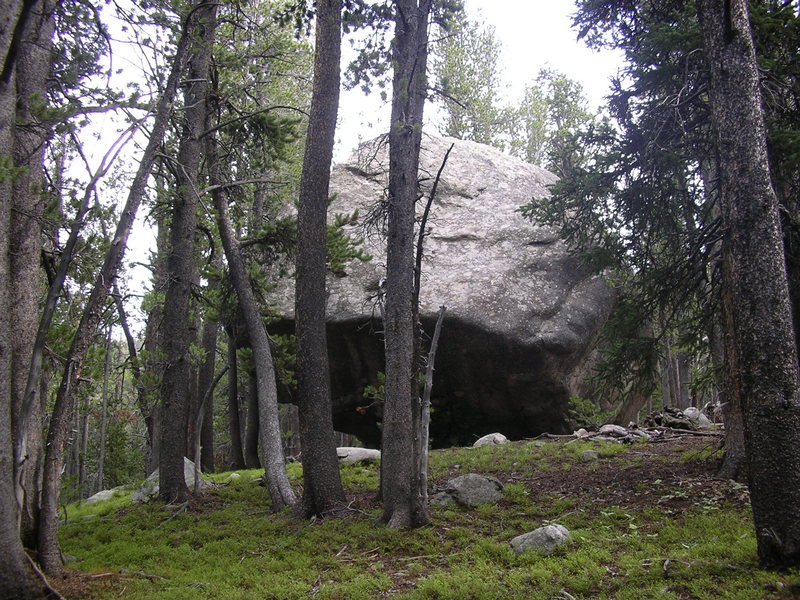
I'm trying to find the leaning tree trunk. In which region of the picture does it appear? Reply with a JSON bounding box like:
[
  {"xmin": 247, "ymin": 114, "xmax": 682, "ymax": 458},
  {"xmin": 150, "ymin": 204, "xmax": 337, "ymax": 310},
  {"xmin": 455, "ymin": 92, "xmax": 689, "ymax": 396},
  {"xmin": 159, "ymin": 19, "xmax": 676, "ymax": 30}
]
[
  {"xmin": 378, "ymin": 0, "xmax": 432, "ymax": 529},
  {"xmin": 207, "ymin": 133, "xmax": 296, "ymax": 510},
  {"xmin": 36, "ymin": 5, "xmax": 198, "ymax": 573},
  {"xmin": 697, "ymin": 0, "xmax": 800, "ymax": 569},
  {"xmin": 158, "ymin": 0, "xmax": 217, "ymax": 503},
  {"xmin": 294, "ymin": 0, "xmax": 346, "ymax": 519}
]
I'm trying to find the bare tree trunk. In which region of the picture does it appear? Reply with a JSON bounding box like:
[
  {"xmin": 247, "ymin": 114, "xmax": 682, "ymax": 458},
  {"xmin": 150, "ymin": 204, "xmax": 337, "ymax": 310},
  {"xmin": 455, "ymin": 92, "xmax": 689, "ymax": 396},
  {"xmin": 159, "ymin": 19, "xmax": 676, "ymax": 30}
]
[
  {"xmin": 193, "ymin": 366, "xmax": 226, "ymax": 494},
  {"xmin": 226, "ymin": 330, "xmax": 246, "ymax": 469},
  {"xmin": 36, "ymin": 5, "xmax": 197, "ymax": 572},
  {"xmin": 0, "ymin": 3, "xmax": 60, "ymax": 596},
  {"xmin": 697, "ymin": 0, "xmax": 800, "ymax": 568},
  {"xmin": 294, "ymin": 0, "xmax": 346, "ymax": 519},
  {"xmin": 419, "ymin": 306, "xmax": 445, "ymax": 503},
  {"xmin": 379, "ymin": 0, "xmax": 432, "ymax": 529},
  {"xmin": 208, "ymin": 134, "xmax": 296, "ymax": 510},
  {"xmin": 244, "ymin": 369, "xmax": 261, "ymax": 469},
  {"xmin": 10, "ymin": 0, "xmax": 54, "ymax": 549},
  {"xmin": 97, "ymin": 324, "xmax": 112, "ymax": 493},
  {"xmin": 78, "ymin": 393, "xmax": 89, "ymax": 494},
  {"xmin": 197, "ymin": 256, "xmax": 221, "ymax": 472},
  {"xmin": 158, "ymin": 0, "xmax": 217, "ymax": 503}
]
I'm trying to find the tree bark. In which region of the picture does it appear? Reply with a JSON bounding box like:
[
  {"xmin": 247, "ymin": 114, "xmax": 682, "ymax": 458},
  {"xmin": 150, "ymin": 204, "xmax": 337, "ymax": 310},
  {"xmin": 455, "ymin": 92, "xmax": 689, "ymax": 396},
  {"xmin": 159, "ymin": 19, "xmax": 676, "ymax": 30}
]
[
  {"xmin": 10, "ymin": 0, "xmax": 54, "ymax": 548},
  {"xmin": 378, "ymin": 0, "xmax": 432, "ymax": 529},
  {"xmin": 0, "ymin": 3, "xmax": 58, "ymax": 596},
  {"xmin": 158, "ymin": 0, "xmax": 217, "ymax": 503},
  {"xmin": 294, "ymin": 0, "xmax": 346, "ymax": 519},
  {"xmin": 697, "ymin": 0, "xmax": 800, "ymax": 568},
  {"xmin": 208, "ymin": 134, "xmax": 296, "ymax": 510},
  {"xmin": 97, "ymin": 324, "xmax": 112, "ymax": 493},
  {"xmin": 244, "ymin": 368, "xmax": 261, "ymax": 469},
  {"xmin": 226, "ymin": 330, "xmax": 246, "ymax": 469},
  {"xmin": 197, "ymin": 256, "xmax": 221, "ymax": 472},
  {"xmin": 36, "ymin": 3, "xmax": 198, "ymax": 572}
]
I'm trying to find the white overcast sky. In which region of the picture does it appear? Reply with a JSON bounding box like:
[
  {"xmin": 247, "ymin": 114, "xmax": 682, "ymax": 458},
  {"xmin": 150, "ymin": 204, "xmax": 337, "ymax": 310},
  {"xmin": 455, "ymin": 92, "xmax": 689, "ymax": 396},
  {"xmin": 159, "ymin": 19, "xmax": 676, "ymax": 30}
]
[{"xmin": 334, "ymin": 0, "xmax": 623, "ymax": 162}]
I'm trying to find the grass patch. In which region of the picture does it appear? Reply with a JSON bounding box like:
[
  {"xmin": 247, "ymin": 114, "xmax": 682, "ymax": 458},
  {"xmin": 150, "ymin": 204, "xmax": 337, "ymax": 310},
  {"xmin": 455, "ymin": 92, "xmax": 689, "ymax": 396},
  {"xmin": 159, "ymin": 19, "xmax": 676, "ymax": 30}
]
[{"xmin": 61, "ymin": 438, "xmax": 800, "ymax": 599}]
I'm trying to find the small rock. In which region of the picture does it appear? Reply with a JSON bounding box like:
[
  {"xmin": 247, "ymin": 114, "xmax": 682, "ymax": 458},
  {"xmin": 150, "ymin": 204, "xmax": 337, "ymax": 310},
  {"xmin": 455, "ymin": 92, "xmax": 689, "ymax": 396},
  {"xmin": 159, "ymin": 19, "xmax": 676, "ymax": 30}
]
[
  {"xmin": 473, "ymin": 433, "xmax": 509, "ymax": 447},
  {"xmin": 445, "ymin": 473, "xmax": 504, "ymax": 507},
  {"xmin": 336, "ymin": 447, "xmax": 381, "ymax": 465},
  {"xmin": 429, "ymin": 492, "xmax": 454, "ymax": 506},
  {"xmin": 598, "ymin": 424, "xmax": 628, "ymax": 437},
  {"xmin": 580, "ymin": 449, "xmax": 599, "ymax": 462},
  {"xmin": 510, "ymin": 524, "xmax": 572, "ymax": 556}
]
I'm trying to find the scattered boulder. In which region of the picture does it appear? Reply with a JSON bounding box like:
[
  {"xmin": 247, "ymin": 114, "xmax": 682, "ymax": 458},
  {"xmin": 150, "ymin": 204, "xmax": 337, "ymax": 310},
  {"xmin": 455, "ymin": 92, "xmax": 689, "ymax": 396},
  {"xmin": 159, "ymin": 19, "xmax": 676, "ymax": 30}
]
[
  {"xmin": 510, "ymin": 524, "xmax": 572, "ymax": 556},
  {"xmin": 440, "ymin": 473, "xmax": 504, "ymax": 507},
  {"xmin": 269, "ymin": 135, "xmax": 617, "ymax": 447},
  {"xmin": 337, "ymin": 447, "xmax": 381, "ymax": 465},
  {"xmin": 580, "ymin": 449, "xmax": 600, "ymax": 462},
  {"xmin": 131, "ymin": 457, "xmax": 211, "ymax": 502},
  {"xmin": 85, "ymin": 488, "xmax": 119, "ymax": 505},
  {"xmin": 473, "ymin": 433, "xmax": 509, "ymax": 448},
  {"xmin": 683, "ymin": 407, "xmax": 713, "ymax": 429}
]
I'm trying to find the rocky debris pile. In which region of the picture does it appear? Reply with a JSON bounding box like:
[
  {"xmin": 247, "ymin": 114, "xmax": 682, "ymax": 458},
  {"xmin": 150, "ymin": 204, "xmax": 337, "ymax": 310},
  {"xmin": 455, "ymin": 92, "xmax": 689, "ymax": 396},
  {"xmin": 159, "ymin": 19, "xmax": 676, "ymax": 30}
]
[
  {"xmin": 570, "ymin": 407, "xmax": 720, "ymax": 444},
  {"xmin": 644, "ymin": 406, "xmax": 714, "ymax": 430},
  {"xmin": 431, "ymin": 473, "xmax": 505, "ymax": 507}
]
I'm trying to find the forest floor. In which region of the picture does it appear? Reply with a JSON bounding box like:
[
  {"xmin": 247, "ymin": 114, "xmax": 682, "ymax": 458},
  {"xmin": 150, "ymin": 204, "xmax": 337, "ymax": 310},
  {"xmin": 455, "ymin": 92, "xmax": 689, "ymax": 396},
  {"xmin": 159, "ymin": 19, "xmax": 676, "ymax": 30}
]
[{"xmin": 56, "ymin": 433, "xmax": 800, "ymax": 599}]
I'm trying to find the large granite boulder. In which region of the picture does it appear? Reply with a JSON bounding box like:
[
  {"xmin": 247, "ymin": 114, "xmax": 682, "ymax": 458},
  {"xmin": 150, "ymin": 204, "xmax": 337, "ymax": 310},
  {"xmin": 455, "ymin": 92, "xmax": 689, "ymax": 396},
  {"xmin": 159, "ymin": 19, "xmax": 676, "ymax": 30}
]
[{"xmin": 271, "ymin": 135, "xmax": 616, "ymax": 447}]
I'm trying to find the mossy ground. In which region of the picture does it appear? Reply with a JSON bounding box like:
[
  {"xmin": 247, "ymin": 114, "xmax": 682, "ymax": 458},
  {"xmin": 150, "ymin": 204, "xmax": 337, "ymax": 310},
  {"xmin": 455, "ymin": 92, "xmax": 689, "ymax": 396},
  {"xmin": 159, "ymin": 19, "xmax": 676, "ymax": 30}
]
[{"xmin": 57, "ymin": 436, "xmax": 800, "ymax": 599}]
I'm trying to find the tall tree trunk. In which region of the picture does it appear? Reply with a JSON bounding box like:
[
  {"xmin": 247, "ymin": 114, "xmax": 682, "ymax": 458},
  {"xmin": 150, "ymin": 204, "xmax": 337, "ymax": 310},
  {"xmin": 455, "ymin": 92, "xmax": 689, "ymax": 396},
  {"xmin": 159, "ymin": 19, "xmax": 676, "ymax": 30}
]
[
  {"xmin": 700, "ymin": 157, "xmax": 746, "ymax": 478},
  {"xmin": 97, "ymin": 324, "xmax": 112, "ymax": 493},
  {"xmin": 198, "ymin": 321, "xmax": 218, "ymax": 472},
  {"xmin": 294, "ymin": 0, "xmax": 346, "ymax": 518},
  {"xmin": 226, "ymin": 330, "xmax": 246, "ymax": 469},
  {"xmin": 158, "ymin": 0, "xmax": 217, "ymax": 503},
  {"xmin": 244, "ymin": 368, "xmax": 261, "ymax": 469},
  {"xmin": 0, "ymin": 3, "xmax": 58, "ymax": 596},
  {"xmin": 207, "ymin": 134, "xmax": 296, "ymax": 510},
  {"xmin": 197, "ymin": 255, "xmax": 221, "ymax": 472},
  {"xmin": 697, "ymin": 0, "xmax": 800, "ymax": 568},
  {"xmin": 10, "ymin": 0, "xmax": 54, "ymax": 549},
  {"xmin": 36, "ymin": 5, "xmax": 197, "ymax": 573},
  {"xmin": 378, "ymin": 0, "xmax": 431, "ymax": 529},
  {"xmin": 140, "ymin": 215, "xmax": 169, "ymax": 475}
]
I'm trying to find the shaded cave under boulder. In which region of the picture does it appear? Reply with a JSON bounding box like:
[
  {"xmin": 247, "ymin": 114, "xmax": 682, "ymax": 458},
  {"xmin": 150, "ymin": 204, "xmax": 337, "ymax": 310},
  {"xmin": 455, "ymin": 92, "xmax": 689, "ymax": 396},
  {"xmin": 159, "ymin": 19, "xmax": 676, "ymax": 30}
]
[{"xmin": 270, "ymin": 135, "xmax": 616, "ymax": 448}]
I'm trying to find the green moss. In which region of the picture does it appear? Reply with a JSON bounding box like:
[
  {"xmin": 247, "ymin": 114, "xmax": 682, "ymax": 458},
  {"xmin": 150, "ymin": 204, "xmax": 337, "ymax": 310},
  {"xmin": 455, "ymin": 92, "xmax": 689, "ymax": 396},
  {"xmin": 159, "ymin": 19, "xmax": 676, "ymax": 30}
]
[{"xmin": 60, "ymin": 442, "xmax": 800, "ymax": 600}]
